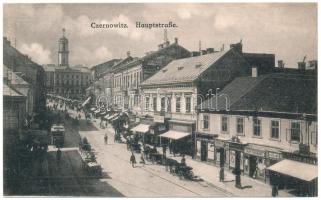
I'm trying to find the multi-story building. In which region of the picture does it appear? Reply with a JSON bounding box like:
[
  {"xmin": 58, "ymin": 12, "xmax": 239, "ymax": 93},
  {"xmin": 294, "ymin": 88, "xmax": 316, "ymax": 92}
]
[
  {"xmin": 87, "ymin": 58, "xmax": 122, "ymax": 106},
  {"xmin": 112, "ymin": 38, "xmax": 190, "ymax": 111},
  {"xmin": 138, "ymin": 42, "xmax": 276, "ymax": 153},
  {"xmin": 44, "ymin": 29, "xmax": 91, "ymax": 100},
  {"xmin": 3, "ymin": 37, "xmax": 46, "ymax": 113},
  {"xmin": 90, "ymin": 58, "xmax": 121, "ymax": 81},
  {"xmin": 3, "ymin": 65, "xmax": 33, "ymax": 114},
  {"xmin": 197, "ymin": 72, "xmax": 317, "ymax": 196}
]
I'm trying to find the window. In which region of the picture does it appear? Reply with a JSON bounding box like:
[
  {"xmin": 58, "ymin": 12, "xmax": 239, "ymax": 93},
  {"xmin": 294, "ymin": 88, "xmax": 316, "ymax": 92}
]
[
  {"xmin": 290, "ymin": 121, "xmax": 301, "ymax": 142},
  {"xmin": 203, "ymin": 115, "xmax": 209, "ymax": 130},
  {"xmin": 253, "ymin": 118, "xmax": 261, "ymax": 137},
  {"xmin": 176, "ymin": 97, "xmax": 181, "ymax": 112},
  {"xmin": 185, "ymin": 96, "xmax": 191, "ymax": 113},
  {"xmin": 153, "ymin": 97, "xmax": 157, "ymax": 111},
  {"xmin": 167, "ymin": 97, "xmax": 171, "ymax": 112},
  {"xmin": 236, "ymin": 117, "xmax": 244, "ymax": 135},
  {"xmin": 271, "ymin": 120, "xmax": 280, "ymax": 139},
  {"xmin": 161, "ymin": 97, "xmax": 166, "ymax": 112},
  {"xmin": 221, "ymin": 116, "xmax": 228, "ymax": 133}
]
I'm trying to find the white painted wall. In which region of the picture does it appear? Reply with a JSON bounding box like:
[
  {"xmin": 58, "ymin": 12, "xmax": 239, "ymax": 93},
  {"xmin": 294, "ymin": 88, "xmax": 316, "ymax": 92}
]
[{"xmin": 198, "ymin": 113, "xmax": 317, "ymax": 154}]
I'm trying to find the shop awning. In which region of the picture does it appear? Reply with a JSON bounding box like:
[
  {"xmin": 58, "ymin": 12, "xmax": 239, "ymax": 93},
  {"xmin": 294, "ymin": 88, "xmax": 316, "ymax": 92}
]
[
  {"xmin": 267, "ymin": 159, "xmax": 318, "ymax": 182},
  {"xmin": 159, "ymin": 130, "xmax": 190, "ymax": 140},
  {"xmin": 81, "ymin": 97, "xmax": 91, "ymax": 107},
  {"xmin": 131, "ymin": 124, "xmax": 150, "ymax": 134}
]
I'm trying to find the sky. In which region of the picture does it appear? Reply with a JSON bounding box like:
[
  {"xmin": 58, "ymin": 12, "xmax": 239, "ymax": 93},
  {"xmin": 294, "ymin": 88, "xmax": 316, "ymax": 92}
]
[{"xmin": 3, "ymin": 3, "xmax": 318, "ymax": 68}]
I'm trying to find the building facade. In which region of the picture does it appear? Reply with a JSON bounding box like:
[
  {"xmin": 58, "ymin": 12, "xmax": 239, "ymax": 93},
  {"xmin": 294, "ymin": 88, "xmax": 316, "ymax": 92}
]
[
  {"xmin": 112, "ymin": 38, "xmax": 191, "ymax": 112},
  {"xmin": 139, "ymin": 44, "xmax": 261, "ymax": 153},
  {"xmin": 44, "ymin": 29, "xmax": 91, "ymax": 100},
  {"xmin": 3, "ymin": 37, "xmax": 46, "ymax": 113},
  {"xmin": 197, "ymin": 73, "xmax": 317, "ymax": 195}
]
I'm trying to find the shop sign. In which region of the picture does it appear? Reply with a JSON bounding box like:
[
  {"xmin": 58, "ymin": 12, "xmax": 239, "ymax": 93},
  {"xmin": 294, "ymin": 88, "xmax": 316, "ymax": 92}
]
[
  {"xmin": 215, "ymin": 140, "xmax": 225, "ymax": 148},
  {"xmin": 268, "ymin": 152, "xmax": 281, "ymax": 160},
  {"xmin": 154, "ymin": 115, "xmax": 164, "ymax": 123},
  {"xmin": 229, "ymin": 142, "xmax": 245, "ymax": 151},
  {"xmin": 244, "ymin": 148, "xmax": 265, "ymax": 157}
]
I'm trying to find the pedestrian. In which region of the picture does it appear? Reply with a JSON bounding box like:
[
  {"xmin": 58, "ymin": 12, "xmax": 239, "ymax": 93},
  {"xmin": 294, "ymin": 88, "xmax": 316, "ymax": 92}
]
[
  {"xmin": 56, "ymin": 148, "xmax": 62, "ymax": 165},
  {"xmin": 104, "ymin": 133, "xmax": 108, "ymax": 145},
  {"xmin": 140, "ymin": 152, "xmax": 145, "ymax": 165},
  {"xmin": 181, "ymin": 154, "xmax": 186, "ymax": 166},
  {"xmin": 130, "ymin": 153, "xmax": 136, "ymax": 168},
  {"xmin": 272, "ymin": 185, "xmax": 278, "ymax": 197},
  {"xmin": 162, "ymin": 145, "xmax": 167, "ymax": 157},
  {"xmin": 219, "ymin": 168, "xmax": 225, "ymax": 182}
]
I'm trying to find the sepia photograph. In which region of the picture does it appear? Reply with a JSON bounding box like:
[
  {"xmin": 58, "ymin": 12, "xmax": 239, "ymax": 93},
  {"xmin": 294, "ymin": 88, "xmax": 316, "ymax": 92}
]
[{"xmin": 2, "ymin": 1, "xmax": 318, "ymax": 197}]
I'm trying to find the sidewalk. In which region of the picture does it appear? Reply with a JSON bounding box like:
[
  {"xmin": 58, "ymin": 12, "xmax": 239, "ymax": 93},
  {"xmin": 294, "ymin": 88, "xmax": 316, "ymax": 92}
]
[{"xmin": 165, "ymin": 153, "xmax": 294, "ymax": 197}]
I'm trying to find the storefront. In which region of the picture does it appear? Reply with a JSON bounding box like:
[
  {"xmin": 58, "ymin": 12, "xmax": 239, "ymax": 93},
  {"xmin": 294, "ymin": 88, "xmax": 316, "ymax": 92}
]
[
  {"xmin": 195, "ymin": 133, "xmax": 216, "ymax": 162},
  {"xmin": 164, "ymin": 119, "xmax": 195, "ymax": 156},
  {"xmin": 243, "ymin": 145, "xmax": 266, "ymax": 180},
  {"xmin": 243, "ymin": 144, "xmax": 283, "ymax": 182},
  {"xmin": 213, "ymin": 138, "xmax": 230, "ymax": 169}
]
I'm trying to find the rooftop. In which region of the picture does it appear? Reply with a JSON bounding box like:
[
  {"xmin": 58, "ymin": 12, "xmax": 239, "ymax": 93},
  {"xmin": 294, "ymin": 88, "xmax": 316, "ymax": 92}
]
[
  {"xmin": 141, "ymin": 49, "xmax": 230, "ymax": 86},
  {"xmin": 3, "ymin": 65, "xmax": 29, "ymax": 85},
  {"xmin": 199, "ymin": 73, "xmax": 317, "ymax": 114},
  {"xmin": 3, "ymin": 82, "xmax": 25, "ymax": 97}
]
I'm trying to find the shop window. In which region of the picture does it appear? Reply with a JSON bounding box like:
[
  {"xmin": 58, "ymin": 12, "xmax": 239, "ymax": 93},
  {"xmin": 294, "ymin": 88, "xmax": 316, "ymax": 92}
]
[
  {"xmin": 253, "ymin": 118, "xmax": 261, "ymax": 137},
  {"xmin": 221, "ymin": 116, "xmax": 228, "ymax": 133},
  {"xmin": 271, "ymin": 120, "xmax": 280, "ymax": 139},
  {"xmin": 290, "ymin": 121, "xmax": 301, "ymax": 142},
  {"xmin": 176, "ymin": 97, "xmax": 181, "ymax": 113},
  {"xmin": 236, "ymin": 117, "xmax": 244, "ymax": 135},
  {"xmin": 203, "ymin": 115, "xmax": 209, "ymax": 130},
  {"xmin": 185, "ymin": 96, "xmax": 191, "ymax": 113}
]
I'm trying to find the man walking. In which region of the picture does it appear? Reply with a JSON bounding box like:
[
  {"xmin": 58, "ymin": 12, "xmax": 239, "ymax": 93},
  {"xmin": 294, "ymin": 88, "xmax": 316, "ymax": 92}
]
[
  {"xmin": 104, "ymin": 133, "xmax": 108, "ymax": 145},
  {"xmin": 130, "ymin": 153, "xmax": 136, "ymax": 168},
  {"xmin": 56, "ymin": 148, "xmax": 62, "ymax": 165}
]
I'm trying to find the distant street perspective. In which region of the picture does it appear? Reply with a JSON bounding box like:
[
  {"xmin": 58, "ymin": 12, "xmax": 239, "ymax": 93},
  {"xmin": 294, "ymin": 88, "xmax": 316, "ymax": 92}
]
[{"xmin": 3, "ymin": 3, "xmax": 318, "ymax": 197}]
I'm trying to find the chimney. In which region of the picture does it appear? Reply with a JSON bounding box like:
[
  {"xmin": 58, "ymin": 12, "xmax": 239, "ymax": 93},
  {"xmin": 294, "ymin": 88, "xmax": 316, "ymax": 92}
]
[
  {"xmin": 230, "ymin": 42, "xmax": 242, "ymax": 53},
  {"xmin": 174, "ymin": 37, "xmax": 178, "ymax": 44},
  {"xmin": 190, "ymin": 51, "xmax": 200, "ymax": 57},
  {"xmin": 127, "ymin": 51, "xmax": 131, "ymax": 58},
  {"xmin": 252, "ymin": 66, "xmax": 258, "ymax": 77},
  {"xmin": 309, "ymin": 60, "xmax": 317, "ymax": 69},
  {"xmin": 165, "ymin": 41, "xmax": 170, "ymax": 47},
  {"xmin": 298, "ymin": 62, "xmax": 306, "ymax": 70},
  {"xmin": 201, "ymin": 50, "xmax": 207, "ymax": 55},
  {"xmin": 278, "ymin": 60, "xmax": 284, "ymax": 68},
  {"xmin": 206, "ymin": 48, "xmax": 214, "ymax": 54}
]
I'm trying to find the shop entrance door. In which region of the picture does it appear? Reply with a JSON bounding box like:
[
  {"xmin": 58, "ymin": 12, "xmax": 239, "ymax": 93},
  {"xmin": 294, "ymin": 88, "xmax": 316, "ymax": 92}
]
[
  {"xmin": 201, "ymin": 141, "xmax": 208, "ymax": 161},
  {"xmin": 249, "ymin": 156, "xmax": 257, "ymax": 178}
]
